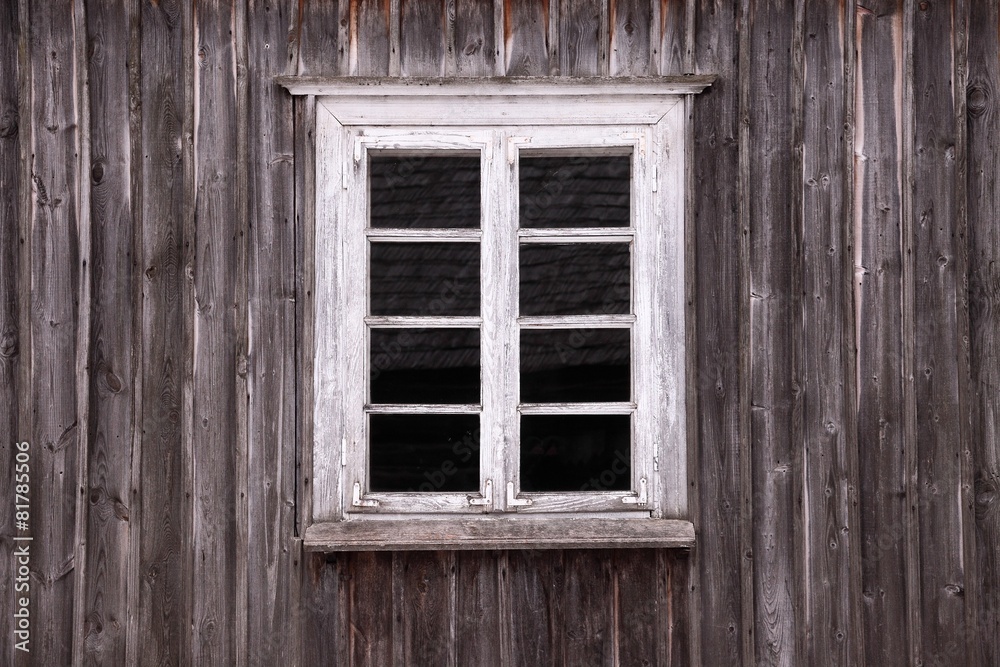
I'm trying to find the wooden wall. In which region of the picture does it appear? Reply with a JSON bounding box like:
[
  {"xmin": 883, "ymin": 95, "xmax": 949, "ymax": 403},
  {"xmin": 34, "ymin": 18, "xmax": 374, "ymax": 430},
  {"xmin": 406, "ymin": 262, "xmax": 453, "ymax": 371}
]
[{"xmin": 0, "ymin": 0, "xmax": 998, "ymax": 664}]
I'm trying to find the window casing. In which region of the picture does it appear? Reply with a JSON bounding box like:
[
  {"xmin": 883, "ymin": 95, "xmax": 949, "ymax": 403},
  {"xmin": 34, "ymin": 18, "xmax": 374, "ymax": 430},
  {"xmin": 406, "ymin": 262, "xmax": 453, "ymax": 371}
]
[{"xmin": 291, "ymin": 79, "xmax": 712, "ymax": 546}]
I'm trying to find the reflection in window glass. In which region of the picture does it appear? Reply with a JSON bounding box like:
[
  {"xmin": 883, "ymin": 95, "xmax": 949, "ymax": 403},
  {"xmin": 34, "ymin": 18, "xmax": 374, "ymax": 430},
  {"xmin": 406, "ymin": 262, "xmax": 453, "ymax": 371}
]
[
  {"xmin": 520, "ymin": 329, "xmax": 630, "ymax": 403},
  {"xmin": 370, "ymin": 242, "xmax": 480, "ymax": 316},
  {"xmin": 519, "ymin": 155, "xmax": 630, "ymax": 228},
  {"xmin": 519, "ymin": 243, "xmax": 630, "ymax": 316},
  {"xmin": 370, "ymin": 156, "xmax": 480, "ymax": 228}
]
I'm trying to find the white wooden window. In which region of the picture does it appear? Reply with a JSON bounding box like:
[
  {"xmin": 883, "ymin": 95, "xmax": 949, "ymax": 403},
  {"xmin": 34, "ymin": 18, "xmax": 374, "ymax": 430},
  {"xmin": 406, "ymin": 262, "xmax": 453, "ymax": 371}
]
[{"xmin": 282, "ymin": 78, "xmax": 713, "ymax": 549}]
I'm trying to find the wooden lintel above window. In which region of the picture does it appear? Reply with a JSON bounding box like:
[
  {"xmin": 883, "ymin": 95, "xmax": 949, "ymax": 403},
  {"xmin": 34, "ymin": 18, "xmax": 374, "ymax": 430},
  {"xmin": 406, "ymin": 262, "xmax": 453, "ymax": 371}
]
[{"xmin": 303, "ymin": 518, "xmax": 695, "ymax": 552}]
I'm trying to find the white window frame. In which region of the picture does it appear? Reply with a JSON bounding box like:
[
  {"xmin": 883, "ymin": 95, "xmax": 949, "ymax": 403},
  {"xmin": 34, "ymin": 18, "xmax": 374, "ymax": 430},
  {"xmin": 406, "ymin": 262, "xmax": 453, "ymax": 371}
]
[{"xmin": 282, "ymin": 77, "xmax": 713, "ymax": 549}]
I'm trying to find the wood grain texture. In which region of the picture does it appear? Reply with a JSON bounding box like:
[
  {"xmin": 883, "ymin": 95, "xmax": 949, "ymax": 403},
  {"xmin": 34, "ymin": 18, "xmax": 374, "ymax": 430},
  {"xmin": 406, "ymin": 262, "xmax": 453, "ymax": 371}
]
[
  {"xmin": 300, "ymin": 553, "xmax": 342, "ymax": 666},
  {"xmin": 801, "ymin": 1, "xmax": 864, "ymax": 666},
  {"xmin": 454, "ymin": 0, "xmax": 497, "ymax": 76},
  {"xmin": 504, "ymin": 0, "xmax": 550, "ymax": 75},
  {"xmin": 558, "ymin": 0, "xmax": 602, "ymax": 75},
  {"xmin": 0, "ymin": 3, "xmax": 21, "ymax": 665},
  {"xmin": 297, "ymin": 0, "xmax": 345, "ymax": 75},
  {"xmin": 354, "ymin": 0, "xmax": 391, "ymax": 75},
  {"xmin": 190, "ymin": 1, "xmax": 245, "ymax": 663},
  {"xmin": 614, "ymin": 550, "xmax": 658, "ymax": 666},
  {"xmin": 400, "ymin": 0, "xmax": 446, "ymax": 76},
  {"xmin": 744, "ymin": 1, "xmax": 799, "ymax": 664},
  {"xmin": 610, "ymin": 0, "xmax": 651, "ymax": 75},
  {"xmin": 966, "ymin": 1, "xmax": 1000, "ymax": 664},
  {"xmin": 81, "ymin": 0, "xmax": 138, "ymax": 663},
  {"xmin": 507, "ymin": 549, "xmax": 565, "ymax": 665},
  {"xmin": 563, "ymin": 550, "xmax": 614, "ymax": 665},
  {"xmin": 855, "ymin": 1, "xmax": 911, "ymax": 664},
  {"xmin": 396, "ymin": 551, "xmax": 454, "ymax": 666},
  {"xmin": 911, "ymin": 0, "xmax": 969, "ymax": 663},
  {"xmin": 454, "ymin": 550, "xmax": 503, "ymax": 667},
  {"xmin": 136, "ymin": 0, "xmax": 193, "ymax": 663},
  {"xmin": 346, "ymin": 552, "xmax": 395, "ymax": 667},
  {"xmin": 658, "ymin": 0, "xmax": 685, "ymax": 75},
  {"xmin": 246, "ymin": 1, "xmax": 300, "ymax": 664},
  {"xmin": 23, "ymin": 0, "xmax": 84, "ymax": 662},
  {"xmin": 691, "ymin": 0, "xmax": 747, "ymax": 663}
]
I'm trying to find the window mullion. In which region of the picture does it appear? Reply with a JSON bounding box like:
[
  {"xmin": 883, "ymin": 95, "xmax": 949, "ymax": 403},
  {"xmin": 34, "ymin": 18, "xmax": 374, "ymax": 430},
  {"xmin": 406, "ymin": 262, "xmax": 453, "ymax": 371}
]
[{"xmin": 480, "ymin": 130, "xmax": 518, "ymax": 509}]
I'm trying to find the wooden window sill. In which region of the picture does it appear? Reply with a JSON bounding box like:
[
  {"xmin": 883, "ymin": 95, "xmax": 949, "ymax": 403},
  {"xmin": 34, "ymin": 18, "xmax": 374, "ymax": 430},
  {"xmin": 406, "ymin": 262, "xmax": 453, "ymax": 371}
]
[{"xmin": 303, "ymin": 517, "xmax": 695, "ymax": 551}]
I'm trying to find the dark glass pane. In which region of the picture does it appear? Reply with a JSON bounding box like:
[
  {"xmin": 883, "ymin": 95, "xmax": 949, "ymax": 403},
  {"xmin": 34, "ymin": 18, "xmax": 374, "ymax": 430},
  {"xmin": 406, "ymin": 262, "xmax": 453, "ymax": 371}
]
[
  {"xmin": 520, "ymin": 415, "xmax": 631, "ymax": 492},
  {"xmin": 520, "ymin": 329, "xmax": 630, "ymax": 402},
  {"xmin": 519, "ymin": 243, "xmax": 630, "ymax": 316},
  {"xmin": 371, "ymin": 242, "xmax": 480, "ymax": 315},
  {"xmin": 370, "ymin": 414, "xmax": 480, "ymax": 492},
  {"xmin": 520, "ymin": 156, "xmax": 630, "ymax": 228},
  {"xmin": 370, "ymin": 156, "xmax": 480, "ymax": 228},
  {"xmin": 371, "ymin": 328, "xmax": 480, "ymax": 404}
]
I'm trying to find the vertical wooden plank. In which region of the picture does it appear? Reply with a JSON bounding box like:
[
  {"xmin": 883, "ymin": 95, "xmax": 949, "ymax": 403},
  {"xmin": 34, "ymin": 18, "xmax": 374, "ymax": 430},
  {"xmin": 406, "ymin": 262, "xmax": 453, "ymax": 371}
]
[
  {"xmin": 557, "ymin": 0, "xmax": 601, "ymax": 75},
  {"xmin": 615, "ymin": 550, "xmax": 658, "ymax": 667},
  {"xmin": 507, "ymin": 549, "xmax": 564, "ymax": 665},
  {"xmin": 396, "ymin": 551, "xmax": 454, "ymax": 666},
  {"xmin": 247, "ymin": 0, "xmax": 300, "ymax": 664},
  {"xmin": 190, "ymin": 0, "xmax": 245, "ymax": 663},
  {"xmin": 691, "ymin": 0, "xmax": 748, "ymax": 664},
  {"xmin": 300, "ymin": 553, "xmax": 341, "ymax": 666},
  {"xmin": 966, "ymin": 1, "xmax": 1000, "ymax": 664},
  {"xmin": 0, "ymin": 3, "xmax": 21, "ymax": 665},
  {"xmin": 610, "ymin": 0, "xmax": 651, "ymax": 75},
  {"xmin": 346, "ymin": 552, "xmax": 395, "ymax": 667},
  {"xmin": 80, "ymin": 0, "xmax": 137, "ymax": 663},
  {"xmin": 454, "ymin": 0, "xmax": 496, "ymax": 76},
  {"xmin": 658, "ymin": 0, "xmax": 686, "ymax": 75},
  {"xmin": 661, "ymin": 551, "xmax": 691, "ymax": 667},
  {"xmin": 854, "ymin": 1, "xmax": 911, "ymax": 664},
  {"xmin": 354, "ymin": 0, "xmax": 391, "ymax": 76},
  {"xmin": 562, "ymin": 550, "xmax": 614, "ymax": 666},
  {"xmin": 136, "ymin": 0, "xmax": 193, "ymax": 663},
  {"xmin": 910, "ymin": 0, "xmax": 969, "ymax": 664},
  {"xmin": 297, "ymin": 0, "xmax": 345, "ymax": 76},
  {"xmin": 744, "ymin": 1, "xmax": 799, "ymax": 664},
  {"xmin": 504, "ymin": 0, "xmax": 549, "ymax": 75},
  {"xmin": 21, "ymin": 0, "xmax": 84, "ymax": 662},
  {"xmin": 400, "ymin": 0, "xmax": 446, "ymax": 76},
  {"xmin": 455, "ymin": 551, "xmax": 503, "ymax": 667},
  {"xmin": 801, "ymin": 0, "xmax": 866, "ymax": 665}
]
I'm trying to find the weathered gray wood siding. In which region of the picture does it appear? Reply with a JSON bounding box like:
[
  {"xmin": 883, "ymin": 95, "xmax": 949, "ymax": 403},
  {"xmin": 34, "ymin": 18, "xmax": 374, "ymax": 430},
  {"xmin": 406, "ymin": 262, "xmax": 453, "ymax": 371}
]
[{"xmin": 0, "ymin": 0, "xmax": 997, "ymax": 665}]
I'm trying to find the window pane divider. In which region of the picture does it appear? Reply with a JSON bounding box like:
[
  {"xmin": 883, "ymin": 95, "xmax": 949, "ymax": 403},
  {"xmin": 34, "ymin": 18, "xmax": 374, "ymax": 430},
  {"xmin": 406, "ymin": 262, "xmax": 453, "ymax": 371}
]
[
  {"xmin": 365, "ymin": 315, "xmax": 483, "ymax": 327},
  {"xmin": 518, "ymin": 402, "xmax": 635, "ymax": 415},
  {"xmin": 518, "ymin": 314, "xmax": 635, "ymax": 328},
  {"xmin": 367, "ymin": 228, "xmax": 482, "ymax": 241},
  {"xmin": 366, "ymin": 403, "xmax": 482, "ymax": 414},
  {"xmin": 518, "ymin": 228, "xmax": 634, "ymax": 243}
]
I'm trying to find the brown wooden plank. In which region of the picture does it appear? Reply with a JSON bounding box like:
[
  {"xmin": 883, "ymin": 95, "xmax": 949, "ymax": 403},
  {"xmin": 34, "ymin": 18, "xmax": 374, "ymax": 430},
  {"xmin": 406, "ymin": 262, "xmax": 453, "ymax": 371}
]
[
  {"xmin": 507, "ymin": 549, "xmax": 564, "ymax": 665},
  {"xmin": 691, "ymin": 0, "xmax": 748, "ymax": 663},
  {"xmin": 400, "ymin": 0, "xmax": 446, "ymax": 76},
  {"xmin": 136, "ymin": 0, "xmax": 193, "ymax": 663},
  {"xmin": 22, "ymin": 0, "xmax": 84, "ymax": 662},
  {"xmin": 966, "ymin": 1, "xmax": 1000, "ymax": 664},
  {"xmin": 455, "ymin": 0, "xmax": 496, "ymax": 76},
  {"xmin": 855, "ymin": 1, "xmax": 912, "ymax": 665},
  {"xmin": 661, "ymin": 550, "xmax": 691, "ymax": 666},
  {"xmin": 610, "ymin": 0, "xmax": 651, "ymax": 75},
  {"xmin": 396, "ymin": 551, "xmax": 455, "ymax": 666},
  {"xmin": 299, "ymin": 552, "xmax": 342, "ymax": 666},
  {"xmin": 504, "ymin": 0, "xmax": 549, "ymax": 75},
  {"xmin": 246, "ymin": 1, "xmax": 300, "ymax": 664},
  {"xmin": 297, "ymin": 0, "xmax": 345, "ymax": 75},
  {"xmin": 557, "ymin": 0, "xmax": 601, "ymax": 76},
  {"xmin": 744, "ymin": 0, "xmax": 800, "ymax": 664},
  {"xmin": 80, "ymin": 0, "xmax": 138, "ymax": 663},
  {"xmin": 562, "ymin": 550, "xmax": 614, "ymax": 665},
  {"xmin": 910, "ymin": 1, "xmax": 970, "ymax": 663},
  {"xmin": 190, "ymin": 0, "xmax": 245, "ymax": 663},
  {"xmin": 455, "ymin": 551, "xmax": 502, "ymax": 667},
  {"xmin": 346, "ymin": 552, "xmax": 395, "ymax": 667},
  {"xmin": 354, "ymin": 0, "xmax": 391, "ymax": 76},
  {"xmin": 0, "ymin": 3, "xmax": 22, "ymax": 665},
  {"xmin": 657, "ymin": 0, "xmax": 685, "ymax": 75},
  {"xmin": 801, "ymin": 1, "xmax": 865, "ymax": 666},
  {"xmin": 614, "ymin": 550, "xmax": 658, "ymax": 667}
]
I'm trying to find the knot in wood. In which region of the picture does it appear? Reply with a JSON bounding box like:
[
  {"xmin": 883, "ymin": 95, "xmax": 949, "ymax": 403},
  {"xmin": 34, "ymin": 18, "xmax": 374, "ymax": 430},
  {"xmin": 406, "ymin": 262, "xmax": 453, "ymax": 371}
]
[
  {"xmin": 967, "ymin": 85, "xmax": 989, "ymax": 117},
  {"xmin": 0, "ymin": 108, "xmax": 17, "ymax": 138},
  {"xmin": 0, "ymin": 329, "xmax": 18, "ymax": 359}
]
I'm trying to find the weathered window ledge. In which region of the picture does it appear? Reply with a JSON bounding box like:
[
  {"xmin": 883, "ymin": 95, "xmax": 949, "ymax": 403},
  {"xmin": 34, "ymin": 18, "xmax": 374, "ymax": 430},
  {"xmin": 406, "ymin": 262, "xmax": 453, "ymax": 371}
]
[{"xmin": 303, "ymin": 518, "xmax": 695, "ymax": 552}]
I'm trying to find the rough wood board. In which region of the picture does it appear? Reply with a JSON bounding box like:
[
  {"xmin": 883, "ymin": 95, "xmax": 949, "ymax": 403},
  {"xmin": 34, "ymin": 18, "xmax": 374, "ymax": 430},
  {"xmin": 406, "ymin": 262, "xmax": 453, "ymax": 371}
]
[
  {"xmin": 136, "ymin": 0, "xmax": 193, "ymax": 663},
  {"xmin": 354, "ymin": 0, "xmax": 391, "ymax": 76},
  {"xmin": 507, "ymin": 549, "xmax": 565, "ymax": 665},
  {"xmin": 23, "ymin": 0, "xmax": 83, "ymax": 662},
  {"xmin": 246, "ymin": 1, "xmax": 300, "ymax": 664},
  {"xmin": 610, "ymin": 0, "xmax": 651, "ymax": 75},
  {"xmin": 692, "ymin": 0, "xmax": 747, "ymax": 663},
  {"xmin": 911, "ymin": 0, "xmax": 969, "ymax": 663},
  {"xmin": 306, "ymin": 519, "xmax": 695, "ymax": 551},
  {"xmin": 400, "ymin": 0, "xmax": 446, "ymax": 76},
  {"xmin": 966, "ymin": 1, "xmax": 1000, "ymax": 664},
  {"xmin": 190, "ymin": 1, "xmax": 245, "ymax": 663},
  {"xmin": 346, "ymin": 552, "xmax": 394, "ymax": 667},
  {"xmin": 504, "ymin": 0, "xmax": 550, "ymax": 75},
  {"xmin": 855, "ymin": 2, "xmax": 912, "ymax": 665},
  {"xmin": 614, "ymin": 550, "xmax": 658, "ymax": 666},
  {"xmin": 297, "ymin": 0, "xmax": 344, "ymax": 75},
  {"xmin": 454, "ymin": 550, "xmax": 503, "ymax": 667},
  {"xmin": 81, "ymin": 0, "xmax": 138, "ymax": 662},
  {"xmin": 558, "ymin": 0, "xmax": 602, "ymax": 75},
  {"xmin": 744, "ymin": 1, "xmax": 799, "ymax": 664},
  {"xmin": 454, "ymin": 0, "xmax": 496, "ymax": 76},
  {"xmin": 396, "ymin": 551, "xmax": 455, "ymax": 666},
  {"xmin": 658, "ymin": 0, "xmax": 685, "ymax": 75},
  {"xmin": 563, "ymin": 550, "xmax": 614, "ymax": 665}
]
